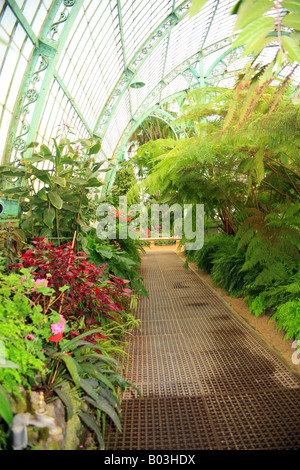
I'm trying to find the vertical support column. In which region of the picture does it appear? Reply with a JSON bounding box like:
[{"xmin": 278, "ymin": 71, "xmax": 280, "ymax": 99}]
[{"xmin": 2, "ymin": 0, "xmax": 84, "ymax": 164}]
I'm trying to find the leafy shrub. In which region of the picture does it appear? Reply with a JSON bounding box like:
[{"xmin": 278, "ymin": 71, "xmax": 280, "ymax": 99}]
[
  {"xmin": 186, "ymin": 233, "xmax": 228, "ymax": 273},
  {"xmin": 15, "ymin": 237, "xmax": 133, "ymax": 331},
  {"xmin": 0, "ymin": 137, "xmax": 107, "ymax": 243},
  {"xmin": 237, "ymin": 203, "xmax": 300, "ymax": 287},
  {"xmin": 42, "ymin": 328, "xmax": 138, "ymax": 449},
  {"xmin": 0, "ymin": 263, "xmax": 63, "ymax": 399},
  {"xmin": 0, "ymin": 223, "xmax": 26, "ymax": 271},
  {"xmin": 271, "ymin": 300, "xmax": 300, "ymax": 340},
  {"xmin": 1, "ymin": 239, "xmax": 140, "ymax": 448},
  {"xmin": 210, "ymin": 236, "xmax": 247, "ymax": 296},
  {"xmin": 84, "ymin": 229, "xmax": 147, "ymax": 298}
]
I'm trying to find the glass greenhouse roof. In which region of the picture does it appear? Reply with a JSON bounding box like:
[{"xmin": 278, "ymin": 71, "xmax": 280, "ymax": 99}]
[{"xmin": 0, "ymin": 0, "xmax": 299, "ymax": 166}]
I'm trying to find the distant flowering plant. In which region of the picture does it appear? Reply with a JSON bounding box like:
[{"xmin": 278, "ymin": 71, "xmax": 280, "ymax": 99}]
[{"xmin": 12, "ymin": 237, "xmax": 132, "ymax": 334}]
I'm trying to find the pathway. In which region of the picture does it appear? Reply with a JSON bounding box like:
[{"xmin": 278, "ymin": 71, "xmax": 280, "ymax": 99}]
[{"xmin": 105, "ymin": 249, "xmax": 300, "ymax": 450}]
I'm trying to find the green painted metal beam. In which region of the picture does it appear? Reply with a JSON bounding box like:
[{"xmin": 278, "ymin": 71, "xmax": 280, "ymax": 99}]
[
  {"xmin": 53, "ymin": 72, "xmax": 94, "ymax": 138},
  {"xmin": 128, "ymin": 38, "xmax": 240, "ymax": 132},
  {"xmin": 93, "ymin": 0, "xmax": 191, "ymax": 138},
  {"xmin": 4, "ymin": 0, "xmax": 39, "ymax": 46},
  {"xmin": 2, "ymin": 0, "xmax": 84, "ymax": 164},
  {"xmin": 149, "ymin": 113, "xmax": 179, "ymax": 140},
  {"xmin": 200, "ymin": 0, "xmax": 220, "ymax": 49},
  {"xmin": 110, "ymin": 42, "xmax": 247, "ymax": 170},
  {"xmin": 23, "ymin": 1, "xmax": 84, "ymax": 152}
]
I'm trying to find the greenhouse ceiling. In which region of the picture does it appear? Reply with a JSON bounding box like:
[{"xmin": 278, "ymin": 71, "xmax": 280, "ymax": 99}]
[{"xmin": 0, "ymin": 0, "xmax": 299, "ymax": 167}]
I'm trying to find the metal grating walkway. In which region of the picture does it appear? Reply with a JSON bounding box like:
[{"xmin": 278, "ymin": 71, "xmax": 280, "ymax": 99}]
[{"xmin": 105, "ymin": 250, "xmax": 300, "ymax": 450}]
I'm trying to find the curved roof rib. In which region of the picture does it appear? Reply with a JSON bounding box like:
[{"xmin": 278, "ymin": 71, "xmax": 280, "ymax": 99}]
[{"xmin": 1, "ymin": 0, "xmax": 296, "ymax": 168}]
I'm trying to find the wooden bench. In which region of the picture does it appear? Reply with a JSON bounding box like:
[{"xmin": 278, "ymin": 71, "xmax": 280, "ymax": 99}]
[{"xmin": 139, "ymin": 237, "xmax": 181, "ymax": 248}]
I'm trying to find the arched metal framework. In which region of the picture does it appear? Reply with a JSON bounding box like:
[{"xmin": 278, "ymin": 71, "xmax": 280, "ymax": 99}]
[{"xmin": 0, "ymin": 0, "xmax": 298, "ymax": 171}]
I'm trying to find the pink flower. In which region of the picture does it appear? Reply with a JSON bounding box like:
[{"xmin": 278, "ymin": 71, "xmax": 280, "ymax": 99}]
[
  {"xmin": 50, "ymin": 315, "xmax": 66, "ymax": 335},
  {"xmin": 31, "ymin": 278, "xmax": 48, "ymax": 291},
  {"xmin": 20, "ymin": 275, "xmax": 27, "ymax": 284},
  {"xmin": 7, "ymin": 221, "xmax": 13, "ymax": 226},
  {"xmin": 25, "ymin": 334, "xmax": 35, "ymax": 341},
  {"xmin": 34, "ymin": 278, "xmax": 48, "ymax": 287}
]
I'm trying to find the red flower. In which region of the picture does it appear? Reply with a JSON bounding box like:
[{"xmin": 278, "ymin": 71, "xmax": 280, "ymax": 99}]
[{"xmin": 48, "ymin": 332, "xmax": 63, "ymax": 343}]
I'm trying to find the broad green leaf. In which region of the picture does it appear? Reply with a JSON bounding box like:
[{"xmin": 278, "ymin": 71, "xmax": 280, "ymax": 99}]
[
  {"xmin": 234, "ymin": 0, "xmax": 271, "ymax": 31},
  {"xmin": 54, "ymin": 388, "xmax": 74, "ymax": 421},
  {"xmin": 92, "ymin": 161, "xmax": 106, "ymax": 171},
  {"xmin": 233, "ymin": 16, "xmax": 275, "ymax": 49},
  {"xmin": 51, "ymin": 175, "xmax": 66, "ymax": 187},
  {"xmin": 80, "ymin": 364, "xmax": 114, "ymax": 390},
  {"xmin": 62, "ymin": 328, "xmax": 106, "ymax": 349},
  {"xmin": 21, "ymin": 213, "xmax": 36, "ymax": 230},
  {"xmin": 31, "ymin": 168, "xmax": 51, "ymax": 185},
  {"xmin": 78, "ymin": 411, "xmax": 104, "ymax": 449},
  {"xmin": 98, "ymin": 387, "xmax": 121, "ymax": 411},
  {"xmin": 0, "ymin": 386, "xmax": 13, "ymax": 425},
  {"xmin": 24, "ymin": 141, "xmax": 39, "ymax": 150},
  {"xmin": 58, "ymin": 168, "xmax": 74, "ymax": 176},
  {"xmin": 83, "ymin": 394, "xmax": 121, "ymax": 431},
  {"xmin": 48, "ymin": 191, "xmax": 63, "ymax": 209},
  {"xmin": 62, "ymin": 203, "xmax": 79, "ymax": 212},
  {"xmin": 282, "ymin": 13, "xmax": 300, "ymax": 30},
  {"xmin": 39, "ymin": 227, "xmax": 53, "ymax": 237},
  {"xmin": 43, "ymin": 206, "xmax": 55, "ymax": 228},
  {"xmin": 0, "ymin": 169, "xmax": 25, "ymax": 177},
  {"xmin": 86, "ymin": 177, "xmax": 102, "ymax": 187},
  {"xmin": 56, "ymin": 353, "xmax": 81, "ymax": 388},
  {"xmin": 96, "ymin": 248, "xmax": 113, "ymax": 258},
  {"xmin": 243, "ymin": 35, "xmax": 274, "ymax": 56},
  {"xmin": 88, "ymin": 139, "xmax": 101, "ymax": 155},
  {"xmin": 79, "ymin": 378, "xmax": 100, "ymax": 402},
  {"xmin": 22, "ymin": 155, "xmax": 45, "ymax": 163},
  {"xmin": 36, "ymin": 187, "xmax": 48, "ymax": 201},
  {"xmin": 230, "ymin": 0, "xmax": 243, "ymax": 15},
  {"xmin": 40, "ymin": 144, "xmax": 52, "ymax": 156},
  {"xmin": 28, "ymin": 195, "xmax": 46, "ymax": 206},
  {"xmin": 281, "ymin": 35, "xmax": 300, "ymax": 63},
  {"xmin": 282, "ymin": 1, "xmax": 300, "ymax": 15},
  {"xmin": 67, "ymin": 177, "xmax": 87, "ymax": 185},
  {"xmin": 77, "ymin": 354, "xmax": 120, "ymax": 368},
  {"xmin": 53, "ymin": 138, "xmax": 61, "ymax": 167},
  {"xmin": 79, "ymin": 138, "xmax": 94, "ymax": 147},
  {"xmin": 189, "ymin": 0, "xmax": 208, "ymax": 18},
  {"xmin": 1, "ymin": 186, "xmax": 28, "ymax": 195}
]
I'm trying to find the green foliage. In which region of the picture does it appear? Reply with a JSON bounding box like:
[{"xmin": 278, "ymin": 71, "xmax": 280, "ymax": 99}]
[
  {"xmin": 84, "ymin": 229, "xmax": 148, "ymax": 298},
  {"xmin": 186, "ymin": 233, "xmax": 227, "ymax": 273},
  {"xmin": 0, "ymin": 136, "xmax": 111, "ymax": 247},
  {"xmin": 0, "ymin": 385, "xmax": 13, "ymax": 426},
  {"xmin": 0, "ymin": 264, "xmax": 65, "ymax": 399},
  {"xmin": 43, "ymin": 328, "xmax": 139, "ymax": 449},
  {"xmin": 0, "ymin": 224, "xmax": 26, "ymax": 270},
  {"xmin": 190, "ymin": 0, "xmax": 300, "ymax": 66},
  {"xmin": 210, "ymin": 236, "xmax": 247, "ymax": 296},
  {"xmin": 237, "ymin": 202, "xmax": 300, "ymax": 286},
  {"xmin": 271, "ymin": 300, "xmax": 300, "ymax": 340},
  {"xmin": 109, "ymin": 165, "xmax": 137, "ymax": 205}
]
